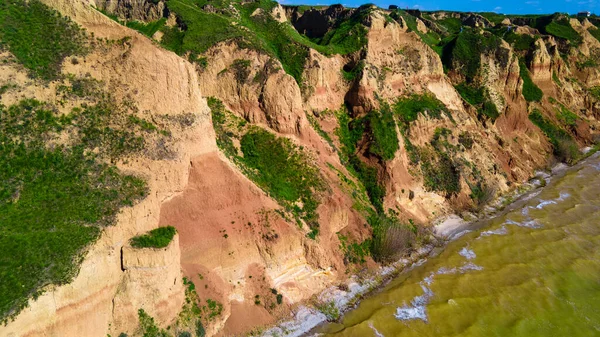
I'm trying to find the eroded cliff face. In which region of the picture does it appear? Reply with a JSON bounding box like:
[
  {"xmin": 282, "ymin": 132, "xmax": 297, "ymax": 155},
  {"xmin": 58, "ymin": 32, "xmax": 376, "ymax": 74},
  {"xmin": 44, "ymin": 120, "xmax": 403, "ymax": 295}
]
[
  {"xmin": 3, "ymin": 1, "xmax": 600, "ymax": 337},
  {"xmin": 0, "ymin": 0, "xmax": 213, "ymax": 336}
]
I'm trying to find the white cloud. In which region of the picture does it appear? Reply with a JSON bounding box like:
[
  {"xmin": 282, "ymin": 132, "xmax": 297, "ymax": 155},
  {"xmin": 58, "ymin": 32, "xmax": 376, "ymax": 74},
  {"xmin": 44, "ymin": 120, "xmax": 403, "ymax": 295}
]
[
  {"xmin": 494, "ymin": 6, "xmax": 502, "ymax": 11},
  {"xmin": 525, "ymin": 1, "xmax": 539, "ymax": 4},
  {"xmin": 413, "ymin": 4, "xmax": 421, "ymax": 8}
]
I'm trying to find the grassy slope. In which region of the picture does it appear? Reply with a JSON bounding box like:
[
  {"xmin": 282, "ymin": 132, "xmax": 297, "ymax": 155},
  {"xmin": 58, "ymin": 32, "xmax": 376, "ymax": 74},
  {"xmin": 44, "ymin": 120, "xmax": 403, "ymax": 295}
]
[
  {"xmin": 158, "ymin": 0, "xmax": 368, "ymax": 84},
  {"xmin": 0, "ymin": 0, "xmax": 164, "ymax": 323}
]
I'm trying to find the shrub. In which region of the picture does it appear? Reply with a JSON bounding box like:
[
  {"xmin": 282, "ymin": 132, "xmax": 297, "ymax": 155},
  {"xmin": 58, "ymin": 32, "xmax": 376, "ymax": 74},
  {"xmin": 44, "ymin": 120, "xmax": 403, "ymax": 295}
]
[
  {"xmin": 316, "ymin": 301, "xmax": 340, "ymax": 322},
  {"xmin": 369, "ymin": 214, "xmax": 416, "ymax": 263},
  {"xmin": 137, "ymin": 309, "xmax": 170, "ymax": 337},
  {"xmin": 0, "ymin": 0, "xmax": 87, "ymax": 80},
  {"xmin": 519, "ymin": 60, "xmax": 543, "ymax": 102},
  {"xmin": 458, "ymin": 132, "xmax": 474, "ymax": 150},
  {"xmin": 420, "ymin": 148, "xmax": 461, "ymax": 196},
  {"xmin": 130, "ymin": 226, "xmax": 177, "ymax": 249}
]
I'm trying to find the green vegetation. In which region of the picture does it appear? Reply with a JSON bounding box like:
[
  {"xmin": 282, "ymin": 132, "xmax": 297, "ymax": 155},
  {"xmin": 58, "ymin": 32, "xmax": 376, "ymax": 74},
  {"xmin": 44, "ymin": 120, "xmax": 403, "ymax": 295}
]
[
  {"xmin": 335, "ymin": 108, "xmax": 386, "ymax": 213},
  {"xmin": 207, "ymin": 97, "xmax": 324, "ymax": 236},
  {"xmin": 588, "ymin": 27, "xmax": 600, "ymax": 43},
  {"xmin": 419, "ymin": 147, "xmax": 461, "ymax": 195},
  {"xmin": 312, "ymin": 5, "xmax": 370, "ymax": 55},
  {"xmin": 158, "ymin": 0, "xmax": 368, "ymax": 84},
  {"xmin": 555, "ymin": 104, "xmax": 578, "ymax": 128},
  {"xmin": 455, "ymin": 82, "xmax": 500, "ymax": 120},
  {"xmin": 0, "ymin": 0, "xmax": 87, "ymax": 80},
  {"xmin": 306, "ymin": 112, "xmax": 335, "ymax": 150},
  {"xmin": 552, "ymin": 71, "xmax": 562, "ymax": 87},
  {"xmin": 503, "ymin": 32, "xmax": 538, "ymax": 51},
  {"xmin": 369, "ymin": 213, "xmax": 419, "ymax": 263},
  {"xmin": 455, "ymin": 83, "xmax": 485, "ymax": 106},
  {"xmin": 240, "ymin": 128, "xmax": 325, "ymax": 230},
  {"xmin": 341, "ymin": 61, "xmax": 364, "ymax": 82},
  {"xmin": 316, "ymin": 301, "xmax": 340, "ymax": 321},
  {"xmin": 393, "ymin": 10, "xmax": 442, "ymax": 53},
  {"xmin": 126, "ymin": 18, "xmax": 167, "ymax": 37},
  {"xmin": 519, "ymin": 60, "xmax": 543, "ymax": 102},
  {"xmin": 544, "ymin": 19, "xmax": 581, "ymax": 45},
  {"xmin": 393, "ymin": 93, "xmax": 450, "ymax": 128},
  {"xmin": 138, "ymin": 309, "xmax": 171, "ymax": 337},
  {"xmin": 444, "ymin": 29, "xmax": 502, "ymax": 82},
  {"xmin": 338, "ymin": 234, "xmax": 370, "ymax": 264},
  {"xmin": 529, "ymin": 109, "xmax": 579, "ymax": 163},
  {"xmin": 208, "ymin": 97, "xmax": 239, "ymax": 158},
  {"xmin": 368, "ymin": 101, "xmax": 399, "ymax": 160},
  {"xmin": 0, "ymin": 99, "xmax": 149, "ymax": 323},
  {"xmin": 130, "ymin": 226, "xmax": 177, "ymax": 249}
]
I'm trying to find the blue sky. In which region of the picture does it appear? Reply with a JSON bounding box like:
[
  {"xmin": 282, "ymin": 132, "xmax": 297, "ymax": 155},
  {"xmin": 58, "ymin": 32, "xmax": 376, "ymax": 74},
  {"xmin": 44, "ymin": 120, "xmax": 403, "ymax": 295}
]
[{"xmin": 280, "ymin": 0, "xmax": 598, "ymax": 15}]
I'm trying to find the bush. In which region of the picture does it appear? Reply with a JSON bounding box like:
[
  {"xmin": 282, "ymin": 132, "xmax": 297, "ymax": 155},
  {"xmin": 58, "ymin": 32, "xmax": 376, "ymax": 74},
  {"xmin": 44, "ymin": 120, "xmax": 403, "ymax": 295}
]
[
  {"xmin": 519, "ymin": 60, "xmax": 543, "ymax": 102},
  {"xmin": 137, "ymin": 309, "xmax": 170, "ymax": 337},
  {"xmin": 0, "ymin": 0, "xmax": 87, "ymax": 80},
  {"xmin": 316, "ymin": 301, "xmax": 340, "ymax": 322},
  {"xmin": 130, "ymin": 226, "xmax": 177, "ymax": 249},
  {"xmin": 420, "ymin": 149, "xmax": 461, "ymax": 196},
  {"xmin": 369, "ymin": 214, "xmax": 416, "ymax": 263}
]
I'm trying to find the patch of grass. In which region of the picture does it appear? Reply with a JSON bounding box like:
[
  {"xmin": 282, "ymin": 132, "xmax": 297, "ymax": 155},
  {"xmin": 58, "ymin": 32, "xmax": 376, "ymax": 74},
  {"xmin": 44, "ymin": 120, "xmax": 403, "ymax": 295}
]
[
  {"xmin": 311, "ymin": 5, "xmax": 369, "ymax": 55},
  {"xmin": 519, "ymin": 60, "xmax": 543, "ymax": 102},
  {"xmin": 393, "ymin": 93, "xmax": 450, "ymax": 129},
  {"xmin": 368, "ymin": 101, "xmax": 399, "ymax": 160},
  {"xmin": 544, "ymin": 19, "xmax": 581, "ymax": 45},
  {"xmin": 126, "ymin": 18, "xmax": 167, "ymax": 37},
  {"xmin": 529, "ymin": 109, "xmax": 578, "ymax": 163},
  {"xmin": 341, "ymin": 61, "xmax": 364, "ymax": 82},
  {"xmin": 455, "ymin": 81, "xmax": 500, "ymax": 120},
  {"xmin": 240, "ymin": 128, "xmax": 325, "ymax": 230},
  {"xmin": 503, "ymin": 32, "xmax": 537, "ymax": 51},
  {"xmin": 306, "ymin": 112, "xmax": 335, "ymax": 150},
  {"xmin": 437, "ymin": 17, "xmax": 463, "ymax": 34},
  {"xmin": 130, "ymin": 226, "xmax": 177, "ymax": 249},
  {"xmin": 0, "ymin": 0, "xmax": 87, "ymax": 80},
  {"xmin": 443, "ymin": 29, "xmax": 502, "ymax": 82},
  {"xmin": 208, "ymin": 97, "xmax": 238, "ymax": 158},
  {"xmin": 552, "ymin": 71, "xmax": 562, "ymax": 87},
  {"xmin": 419, "ymin": 146, "xmax": 461, "ymax": 196},
  {"xmin": 0, "ymin": 99, "xmax": 149, "ymax": 323},
  {"xmin": 316, "ymin": 301, "xmax": 340, "ymax": 322},
  {"xmin": 588, "ymin": 27, "xmax": 600, "ymax": 42},
  {"xmin": 556, "ymin": 104, "xmax": 578, "ymax": 127},
  {"xmin": 335, "ymin": 109, "xmax": 386, "ymax": 213}
]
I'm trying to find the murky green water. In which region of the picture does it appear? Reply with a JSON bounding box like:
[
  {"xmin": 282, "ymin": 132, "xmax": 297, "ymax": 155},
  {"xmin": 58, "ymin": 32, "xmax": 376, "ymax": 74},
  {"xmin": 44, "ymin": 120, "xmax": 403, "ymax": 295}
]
[{"xmin": 318, "ymin": 155, "xmax": 600, "ymax": 337}]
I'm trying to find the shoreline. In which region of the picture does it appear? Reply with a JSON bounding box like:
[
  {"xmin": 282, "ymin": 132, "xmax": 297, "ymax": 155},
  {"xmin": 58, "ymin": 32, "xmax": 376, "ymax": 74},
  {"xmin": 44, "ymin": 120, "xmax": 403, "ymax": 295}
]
[{"xmin": 259, "ymin": 151, "xmax": 599, "ymax": 337}]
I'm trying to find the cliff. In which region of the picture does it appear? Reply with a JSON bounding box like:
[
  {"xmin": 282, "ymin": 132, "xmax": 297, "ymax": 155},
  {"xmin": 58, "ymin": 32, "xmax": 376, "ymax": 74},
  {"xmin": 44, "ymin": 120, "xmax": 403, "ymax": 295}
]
[{"xmin": 1, "ymin": 1, "xmax": 600, "ymax": 336}]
